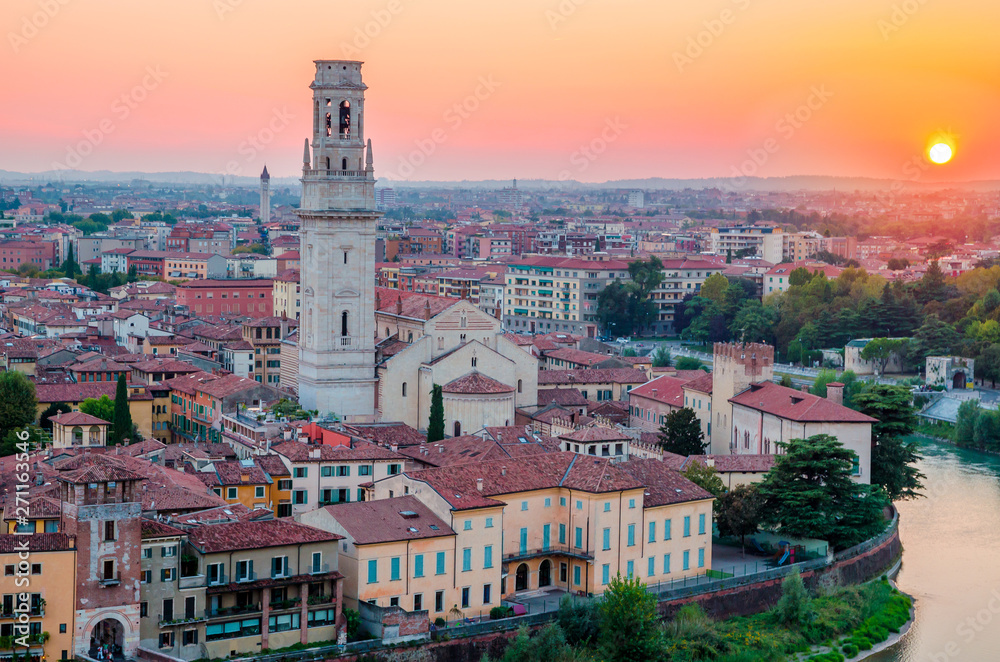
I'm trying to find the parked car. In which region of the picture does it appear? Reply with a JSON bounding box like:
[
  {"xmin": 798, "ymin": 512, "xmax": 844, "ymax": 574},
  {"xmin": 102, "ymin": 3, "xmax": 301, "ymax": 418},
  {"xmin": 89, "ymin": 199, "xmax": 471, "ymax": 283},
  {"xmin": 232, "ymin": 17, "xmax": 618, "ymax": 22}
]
[{"xmin": 615, "ymin": 337, "xmax": 630, "ymax": 344}]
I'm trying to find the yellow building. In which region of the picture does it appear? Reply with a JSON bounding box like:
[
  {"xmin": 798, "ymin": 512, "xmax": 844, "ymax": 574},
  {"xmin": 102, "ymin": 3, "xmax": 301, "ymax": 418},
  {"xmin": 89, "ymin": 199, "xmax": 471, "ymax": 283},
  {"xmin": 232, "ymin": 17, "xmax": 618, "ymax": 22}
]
[
  {"xmin": 297, "ymin": 495, "xmax": 502, "ymax": 618},
  {"xmin": 4, "ymin": 496, "xmax": 61, "ymax": 535},
  {"xmin": 197, "ymin": 460, "xmax": 273, "ymax": 511},
  {"xmin": 374, "ymin": 452, "xmax": 714, "ymax": 599},
  {"xmin": 49, "ymin": 412, "xmax": 110, "ymax": 449},
  {"xmin": 0, "ymin": 533, "xmax": 78, "ymax": 661},
  {"xmin": 35, "ymin": 382, "xmax": 154, "ymax": 441},
  {"xmin": 272, "ymin": 270, "xmax": 301, "ymax": 320}
]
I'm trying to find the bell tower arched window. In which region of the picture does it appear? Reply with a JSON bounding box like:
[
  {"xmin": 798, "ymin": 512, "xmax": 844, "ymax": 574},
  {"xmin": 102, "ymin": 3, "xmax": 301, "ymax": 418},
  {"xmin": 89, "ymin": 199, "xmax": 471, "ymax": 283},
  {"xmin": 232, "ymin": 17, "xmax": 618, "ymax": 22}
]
[
  {"xmin": 342, "ymin": 158, "xmax": 348, "ymax": 171},
  {"xmin": 339, "ymin": 101, "xmax": 351, "ymax": 138},
  {"xmin": 341, "ymin": 311, "xmax": 348, "ymax": 337}
]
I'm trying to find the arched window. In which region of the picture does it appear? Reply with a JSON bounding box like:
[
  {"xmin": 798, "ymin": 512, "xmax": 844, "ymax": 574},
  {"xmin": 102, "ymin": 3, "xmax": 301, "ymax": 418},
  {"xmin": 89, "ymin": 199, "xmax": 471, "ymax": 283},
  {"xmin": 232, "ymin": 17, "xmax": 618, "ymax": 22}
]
[
  {"xmin": 438, "ymin": 337, "xmax": 444, "ymax": 349},
  {"xmin": 402, "ymin": 383, "xmax": 407, "ymax": 397},
  {"xmin": 339, "ymin": 100, "xmax": 351, "ymax": 138},
  {"xmin": 341, "ymin": 311, "xmax": 348, "ymax": 337},
  {"xmin": 343, "ymin": 251, "xmax": 348, "ymax": 264},
  {"xmin": 407, "ymin": 331, "xmax": 413, "ymax": 342},
  {"xmin": 471, "ymin": 357, "xmax": 477, "ymax": 368},
  {"xmin": 453, "ymin": 421, "xmax": 461, "ymax": 437},
  {"xmin": 325, "ymin": 157, "xmax": 331, "ymax": 170},
  {"xmin": 517, "ymin": 379, "xmax": 523, "ymax": 393},
  {"xmin": 342, "ymin": 157, "xmax": 348, "ymax": 171},
  {"xmin": 385, "ymin": 327, "xmax": 390, "ymax": 337}
]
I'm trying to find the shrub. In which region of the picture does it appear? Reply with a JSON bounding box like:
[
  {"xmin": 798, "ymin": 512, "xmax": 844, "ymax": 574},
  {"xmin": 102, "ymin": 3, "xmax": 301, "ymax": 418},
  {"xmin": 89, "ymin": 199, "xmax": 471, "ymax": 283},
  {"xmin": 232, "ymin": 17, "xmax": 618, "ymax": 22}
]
[
  {"xmin": 557, "ymin": 595, "xmax": 599, "ymax": 646},
  {"xmin": 490, "ymin": 606, "xmax": 512, "ymax": 620},
  {"xmin": 777, "ymin": 568, "xmax": 813, "ymax": 626},
  {"xmin": 841, "ymin": 642, "xmax": 859, "ymax": 657},
  {"xmin": 434, "ymin": 617, "xmax": 445, "ymax": 627}
]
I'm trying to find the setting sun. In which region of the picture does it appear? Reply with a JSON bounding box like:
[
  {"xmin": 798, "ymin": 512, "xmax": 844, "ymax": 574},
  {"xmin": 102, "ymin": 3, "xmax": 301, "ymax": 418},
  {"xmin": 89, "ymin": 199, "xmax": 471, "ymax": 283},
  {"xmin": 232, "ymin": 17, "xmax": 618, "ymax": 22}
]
[{"xmin": 929, "ymin": 142, "xmax": 953, "ymax": 164}]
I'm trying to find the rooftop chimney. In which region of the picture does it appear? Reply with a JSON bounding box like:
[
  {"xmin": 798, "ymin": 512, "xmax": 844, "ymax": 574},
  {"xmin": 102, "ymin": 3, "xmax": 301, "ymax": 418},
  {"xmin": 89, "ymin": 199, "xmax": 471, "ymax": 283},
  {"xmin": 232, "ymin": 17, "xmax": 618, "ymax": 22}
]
[
  {"xmin": 390, "ymin": 443, "xmax": 398, "ymax": 452},
  {"xmin": 826, "ymin": 382, "xmax": 845, "ymax": 406},
  {"xmin": 476, "ymin": 478, "xmax": 484, "ymax": 491},
  {"xmin": 396, "ymin": 297, "xmax": 403, "ymax": 315},
  {"xmin": 501, "ymin": 466, "xmax": 507, "ymax": 476},
  {"xmin": 423, "ymin": 300, "xmax": 432, "ymax": 321},
  {"xmin": 800, "ymin": 384, "xmax": 810, "ymax": 393}
]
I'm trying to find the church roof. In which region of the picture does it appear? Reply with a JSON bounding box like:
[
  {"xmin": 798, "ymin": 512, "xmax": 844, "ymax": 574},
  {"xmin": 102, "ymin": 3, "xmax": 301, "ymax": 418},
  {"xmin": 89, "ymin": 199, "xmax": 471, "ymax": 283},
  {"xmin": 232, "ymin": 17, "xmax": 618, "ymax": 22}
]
[
  {"xmin": 442, "ymin": 371, "xmax": 515, "ymax": 395},
  {"xmin": 261, "ymin": 165, "xmax": 270, "ymax": 180}
]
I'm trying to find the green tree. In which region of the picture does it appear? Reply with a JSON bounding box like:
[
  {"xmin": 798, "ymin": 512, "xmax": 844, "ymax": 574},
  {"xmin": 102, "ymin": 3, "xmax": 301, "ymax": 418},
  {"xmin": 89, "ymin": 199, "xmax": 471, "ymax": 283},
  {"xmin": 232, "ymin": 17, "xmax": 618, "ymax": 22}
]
[
  {"xmin": 674, "ymin": 356, "xmax": 705, "ymax": 371},
  {"xmin": 110, "ymin": 208, "xmax": 133, "ymax": 223},
  {"xmin": 657, "ymin": 407, "xmax": 707, "ymax": 456},
  {"xmin": 483, "ymin": 625, "xmax": 573, "ymax": 662},
  {"xmin": 955, "ymin": 400, "xmax": 981, "ymax": 446},
  {"xmin": 976, "ymin": 344, "xmax": 1000, "ymax": 388},
  {"xmin": 730, "ymin": 299, "xmax": 777, "ymax": 343},
  {"xmin": 973, "ymin": 409, "xmax": 1000, "ymax": 451},
  {"xmin": 126, "ymin": 263, "xmax": 138, "ymax": 283},
  {"xmin": 556, "ymin": 596, "xmax": 599, "ymax": 647},
  {"xmin": 699, "ymin": 273, "xmax": 729, "ymax": 303},
  {"xmin": 809, "ymin": 368, "xmax": 839, "ymax": 398},
  {"xmin": 779, "ymin": 374, "xmax": 794, "ymax": 388},
  {"xmin": 0, "ymin": 371, "xmax": 38, "ymax": 441},
  {"xmin": 596, "ymin": 280, "xmax": 633, "ymax": 337},
  {"xmin": 715, "ymin": 484, "xmax": 763, "ymax": 550},
  {"xmin": 776, "ymin": 568, "xmax": 812, "ymax": 625},
  {"xmin": 916, "ymin": 260, "xmax": 947, "ymax": 304},
  {"xmin": 853, "ymin": 384, "xmax": 923, "ymax": 501},
  {"xmin": 62, "ymin": 243, "xmax": 80, "ymax": 279},
  {"xmin": 860, "ymin": 338, "xmax": 905, "ymax": 376},
  {"xmin": 111, "ymin": 374, "xmax": 134, "ymax": 445},
  {"xmin": 683, "ymin": 462, "xmax": 726, "ymax": 500},
  {"xmin": 427, "ymin": 384, "xmax": 445, "ymax": 442},
  {"xmin": 39, "ymin": 402, "xmax": 71, "ymax": 432},
  {"xmin": 650, "ymin": 345, "xmax": 671, "ymax": 368},
  {"xmin": 80, "ymin": 395, "xmax": 115, "ymax": 424},
  {"xmin": 758, "ymin": 434, "xmax": 888, "ymax": 549},
  {"xmin": 598, "ymin": 574, "xmax": 663, "ymax": 662}
]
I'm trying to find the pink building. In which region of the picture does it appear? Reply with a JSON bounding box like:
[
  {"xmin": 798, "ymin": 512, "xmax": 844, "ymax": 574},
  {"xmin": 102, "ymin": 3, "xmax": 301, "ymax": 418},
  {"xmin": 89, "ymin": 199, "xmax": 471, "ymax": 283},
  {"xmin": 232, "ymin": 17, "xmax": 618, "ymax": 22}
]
[{"xmin": 176, "ymin": 278, "xmax": 274, "ymax": 317}]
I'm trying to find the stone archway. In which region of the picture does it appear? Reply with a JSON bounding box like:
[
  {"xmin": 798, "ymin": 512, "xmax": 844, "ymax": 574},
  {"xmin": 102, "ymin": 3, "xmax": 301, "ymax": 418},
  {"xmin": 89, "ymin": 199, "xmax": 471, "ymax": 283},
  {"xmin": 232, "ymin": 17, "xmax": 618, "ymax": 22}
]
[
  {"xmin": 89, "ymin": 618, "xmax": 124, "ymax": 659},
  {"xmin": 81, "ymin": 611, "xmax": 135, "ymax": 661},
  {"xmin": 538, "ymin": 560, "xmax": 552, "ymax": 588},
  {"xmin": 515, "ymin": 563, "xmax": 529, "ymax": 592},
  {"xmin": 953, "ymin": 371, "xmax": 966, "ymax": 389}
]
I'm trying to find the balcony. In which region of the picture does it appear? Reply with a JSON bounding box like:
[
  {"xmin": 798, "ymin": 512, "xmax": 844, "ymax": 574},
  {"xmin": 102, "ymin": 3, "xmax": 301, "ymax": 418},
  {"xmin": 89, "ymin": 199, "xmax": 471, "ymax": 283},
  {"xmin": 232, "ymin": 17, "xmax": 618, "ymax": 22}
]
[
  {"xmin": 306, "ymin": 594, "xmax": 334, "ymax": 605},
  {"xmin": 339, "ymin": 336, "xmax": 353, "ymax": 347},
  {"xmin": 159, "ymin": 614, "xmax": 206, "ymax": 628},
  {"xmin": 503, "ymin": 544, "xmax": 594, "ymax": 563},
  {"xmin": 235, "ymin": 571, "xmax": 258, "ymax": 584},
  {"xmin": 206, "ymin": 572, "xmax": 228, "ymax": 587},
  {"xmin": 99, "ymin": 573, "xmax": 120, "ymax": 587},
  {"xmin": 302, "ymin": 169, "xmax": 370, "ymax": 179},
  {"xmin": 205, "ymin": 603, "xmax": 261, "ymax": 619},
  {"xmin": 179, "ymin": 574, "xmax": 206, "ymax": 589},
  {"xmin": 267, "ymin": 598, "xmax": 301, "ymax": 610}
]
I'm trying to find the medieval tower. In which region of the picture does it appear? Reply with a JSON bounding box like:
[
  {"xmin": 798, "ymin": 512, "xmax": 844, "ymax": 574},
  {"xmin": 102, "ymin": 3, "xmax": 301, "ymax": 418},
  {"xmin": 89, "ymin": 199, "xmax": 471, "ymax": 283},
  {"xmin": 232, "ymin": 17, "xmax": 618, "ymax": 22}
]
[
  {"xmin": 259, "ymin": 165, "xmax": 271, "ymax": 225},
  {"xmin": 297, "ymin": 60, "xmax": 380, "ymax": 419},
  {"xmin": 710, "ymin": 342, "xmax": 774, "ymax": 455}
]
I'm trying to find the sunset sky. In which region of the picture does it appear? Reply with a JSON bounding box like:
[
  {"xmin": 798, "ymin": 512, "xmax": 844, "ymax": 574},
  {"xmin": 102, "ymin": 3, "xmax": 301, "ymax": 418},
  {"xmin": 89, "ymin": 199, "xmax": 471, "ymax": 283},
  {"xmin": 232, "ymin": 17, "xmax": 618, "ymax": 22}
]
[{"xmin": 2, "ymin": 0, "xmax": 998, "ymax": 183}]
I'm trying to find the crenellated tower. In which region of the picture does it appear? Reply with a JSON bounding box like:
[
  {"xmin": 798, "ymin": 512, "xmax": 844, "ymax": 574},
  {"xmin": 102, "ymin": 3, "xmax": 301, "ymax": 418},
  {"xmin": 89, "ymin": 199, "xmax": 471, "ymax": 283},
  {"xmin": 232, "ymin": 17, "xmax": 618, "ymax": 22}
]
[
  {"xmin": 297, "ymin": 60, "xmax": 381, "ymax": 420},
  {"xmin": 710, "ymin": 342, "xmax": 774, "ymax": 454}
]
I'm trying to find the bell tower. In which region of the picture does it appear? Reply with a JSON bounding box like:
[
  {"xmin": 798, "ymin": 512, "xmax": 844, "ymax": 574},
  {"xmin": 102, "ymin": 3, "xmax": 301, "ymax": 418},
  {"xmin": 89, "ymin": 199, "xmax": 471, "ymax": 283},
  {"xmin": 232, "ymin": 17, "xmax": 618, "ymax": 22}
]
[{"xmin": 297, "ymin": 60, "xmax": 380, "ymax": 420}]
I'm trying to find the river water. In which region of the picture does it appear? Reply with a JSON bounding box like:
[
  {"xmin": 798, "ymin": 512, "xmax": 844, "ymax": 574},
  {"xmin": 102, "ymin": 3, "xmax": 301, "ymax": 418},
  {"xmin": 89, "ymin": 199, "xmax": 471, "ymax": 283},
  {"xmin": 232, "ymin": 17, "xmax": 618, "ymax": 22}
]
[{"xmin": 868, "ymin": 438, "xmax": 1000, "ymax": 662}]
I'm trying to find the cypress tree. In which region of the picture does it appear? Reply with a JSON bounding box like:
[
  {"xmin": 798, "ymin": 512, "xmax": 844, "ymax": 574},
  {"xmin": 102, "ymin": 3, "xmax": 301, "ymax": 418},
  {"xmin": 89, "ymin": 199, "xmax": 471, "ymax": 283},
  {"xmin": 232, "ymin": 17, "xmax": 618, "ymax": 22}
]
[
  {"xmin": 427, "ymin": 384, "xmax": 445, "ymax": 442},
  {"xmin": 112, "ymin": 374, "xmax": 134, "ymax": 445}
]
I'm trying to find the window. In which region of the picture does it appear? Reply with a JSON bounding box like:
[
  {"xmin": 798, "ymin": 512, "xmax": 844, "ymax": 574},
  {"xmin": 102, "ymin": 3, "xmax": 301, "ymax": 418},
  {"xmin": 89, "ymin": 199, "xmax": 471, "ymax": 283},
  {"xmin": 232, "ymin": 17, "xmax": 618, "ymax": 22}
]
[
  {"xmin": 159, "ymin": 633, "xmax": 173, "ymax": 649},
  {"xmin": 683, "ymin": 550, "xmax": 690, "ymax": 571},
  {"xmin": 576, "ymin": 500, "xmax": 582, "ymax": 510},
  {"xmin": 602, "ymin": 564, "xmax": 610, "ymax": 585},
  {"xmin": 462, "ymin": 548, "xmax": 472, "ymax": 572},
  {"xmin": 142, "ymin": 548, "xmax": 152, "ymax": 559},
  {"xmin": 664, "ymin": 519, "xmax": 672, "ymax": 540},
  {"xmin": 574, "ymin": 565, "xmax": 581, "ymax": 585},
  {"xmin": 627, "ymin": 524, "xmax": 635, "ymax": 547},
  {"xmin": 162, "ymin": 598, "xmax": 174, "ymax": 621},
  {"xmin": 464, "ymin": 520, "xmax": 472, "ymax": 531},
  {"xmin": 227, "ymin": 487, "xmax": 237, "ymax": 500},
  {"xmin": 485, "ymin": 517, "xmax": 494, "ymax": 528},
  {"xmin": 255, "ymin": 486, "xmax": 265, "ymax": 499},
  {"xmin": 483, "ymin": 584, "xmax": 492, "ymax": 605},
  {"xmin": 387, "ymin": 464, "xmax": 401, "ymax": 475},
  {"xmin": 602, "ymin": 528, "xmax": 610, "ymax": 551},
  {"xmin": 628, "ymin": 498, "xmax": 636, "ymax": 509},
  {"xmin": 390, "ymin": 557, "xmax": 401, "ymax": 581},
  {"xmin": 663, "ymin": 554, "xmax": 671, "ymax": 574},
  {"xmin": 278, "ymin": 479, "xmax": 293, "ymax": 490},
  {"xmin": 293, "ymin": 467, "xmax": 307, "ymax": 478},
  {"xmin": 435, "ymin": 551, "xmax": 446, "ymax": 575},
  {"xmin": 236, "ymin": 559, "xmax": 254, "ymax": 582},
  {"xmin": 684, "ymin": 516, "xmax": 691, "ymax": 537},
  {"xmin": 544, "ymin": 497, "xmax": 551, "ymax": 508},
  {"xmin": 648, "ymin": 557, "xmax": 656, "ymax": 577},
  {"xmin": 604, "ymin": 502, "xmax": 611, "ymax": 512},
  {"xmin": 401, "ymin": 382, "xmax": 407, "ymax": 397},
  {"xmin": 141, "ymin": 570, "xmax": 151, "ymax": 584},
  {"xmin": 367, "ymin": 559, "xmax": 378, "ymax": 584},
  {"xmin": 413, "ymin": 594, "xmax": 423, "ymax": 612},
  {"xmin": 649, "ymin": 521, "xmax": 656, "ymax": 543},
  {"xmin": 698, "ymin": 548, "xmax": 706, "ymax": 568},
  {"xmin": 699, "ymin": 513, "xmax": 706, "ymax": 535},
  {"xmin": 414, "ymin": 554, "xmax": 424, "ymax": 578},
  {"xmin": 521, "ymin": 501, "xmax": 528, "ymax": 511},
  {"xmin": 161, "ymin": 568, "xmax": 175, "ymax": 582},
  {"xmin": 574, "ymin": 527, "xmax": 583, "ymax": 549},
  {"xmin": 358, "ymin": 465, "xmax": 371, "ymax": 476},
  {"xmin": 560, "ymin": 497, "xmax": 566, "ymax": 507},
  {"xmin": 103, "ymin": 521, "xmax": 116, "ymax": 541},
  {"xmin": 293, "ymin": 490, "xmax": 308, "ymax": 505},
  {"xmin": 435, "ymin": 590, "xmax": 444, "ymax": 613},
  {"xmin": 183, "ymin": 630, "xmax": 197, "ymax": 646},
  {"xmin": 484, "ymin": 545, "xmax": 493, "ymax": 569},
  {"xmin": 559, "ymin": 523, "xmax": 566, "ymax": 544},
  {"xmin": 627, "ymin": 560, "xmax": 634, "ymax": 578},
  {"xmin": 271, "ymin": 556, "xmax": 288, "ymax": 578}
]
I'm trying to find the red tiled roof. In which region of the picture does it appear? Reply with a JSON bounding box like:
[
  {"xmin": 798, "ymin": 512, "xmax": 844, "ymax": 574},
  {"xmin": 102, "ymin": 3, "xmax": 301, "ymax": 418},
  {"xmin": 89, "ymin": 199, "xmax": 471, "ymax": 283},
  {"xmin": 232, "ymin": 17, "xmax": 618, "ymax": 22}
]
[
  {"xmin": 685, "ymin": 454, "xmax": 776, "ymax": 473},
  {"xmin": 0, "ymin": 533, "xmax": 74, "ymax": 553},
  {"xmin": 374, "ymin": 286, "xmax": 458, "ymax": 319},
  {"xmin": 342, "ymin": 423, "xmax": 426, "ymax": 448},
  {"xmin": 559, "ymin": 425, "xmax": 630, "ymax": 443},
  {"xmin": 682, "ymin": 371, "xmax": 714, "ymax": 394},
  {"xmin": 729, "ymin": 381, "xmax": 877, "ymax": 423},
  {"xmin": 629, "ymin": 375, "xmax": 692, "ymax": 408},
  {"xmin": 442, "ymin": 371, "xmax": 515, "ymax": 395},
  {"xmin": 271, "ymin": 439, "xmax": 404, "ymax": 462},
  {"xmin": 617, "ymin": 458, "xmax": 714, "ymax": 507},
  {"xmin": 321, "ymin": 495, "xmax": 454, "ymax": 545},
  {"xmin": 537, "ymin": 388, "xmax": 589, "ymax": 407},
  {"xmin": 538, "ymin": 368, "xmax": 649, "ymax": 386},
  {"xmin": 57, "ymin": 455, "xmax": 146, "ymax": 484},
  {"xmin": 141, "ymin": 518, "xmax": 187, "ymax": 539},
  {"xmin": 187, "ymin": 519, "xmax": 342, "ymax": 553},
  {"xmin": 543, "ymin": 347, "xmax": 609, "ymax": 367},
  {"xmin": 49, "ymin": 412, "xmax": 109, "ymax": 426}
]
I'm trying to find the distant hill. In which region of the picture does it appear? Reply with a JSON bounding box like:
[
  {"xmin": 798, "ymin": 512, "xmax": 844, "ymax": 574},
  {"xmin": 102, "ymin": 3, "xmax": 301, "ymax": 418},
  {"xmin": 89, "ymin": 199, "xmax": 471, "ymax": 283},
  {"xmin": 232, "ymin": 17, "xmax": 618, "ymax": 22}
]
[{"xmin": 1, "ymin": 169, "xmax": 996, "ymax": 192}]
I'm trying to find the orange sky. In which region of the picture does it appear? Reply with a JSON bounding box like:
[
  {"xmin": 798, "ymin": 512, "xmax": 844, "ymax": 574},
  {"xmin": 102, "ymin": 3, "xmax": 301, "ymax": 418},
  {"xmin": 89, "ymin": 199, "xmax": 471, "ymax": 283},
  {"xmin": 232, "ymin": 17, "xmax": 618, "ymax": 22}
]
[{"xmin": 2, "ymin": 0, "xmax": 998, "ymax": 183}]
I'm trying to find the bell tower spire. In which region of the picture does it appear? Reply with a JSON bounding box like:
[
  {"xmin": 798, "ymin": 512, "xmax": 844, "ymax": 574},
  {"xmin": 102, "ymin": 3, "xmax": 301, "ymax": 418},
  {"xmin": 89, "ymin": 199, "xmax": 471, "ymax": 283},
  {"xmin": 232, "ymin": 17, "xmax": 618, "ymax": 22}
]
[{"xmin": 297, "ymin": 60, "xmax": 381, "ymax": 421}]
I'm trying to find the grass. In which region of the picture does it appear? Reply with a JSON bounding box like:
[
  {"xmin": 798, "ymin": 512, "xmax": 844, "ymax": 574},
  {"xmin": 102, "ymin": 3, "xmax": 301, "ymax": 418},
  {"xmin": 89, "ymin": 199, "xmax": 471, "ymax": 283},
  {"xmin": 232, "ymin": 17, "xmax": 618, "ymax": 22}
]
[
  {"xmin": 706, "ymin": 569, "xmax": 735, "ymax": 579},
  {"xmin": 663, "ymin": 579, "xmax": 912, "ymax": 662},
  {"xmin": 915, "ymin": 420, "xmax": 956, "ymax": 441}
]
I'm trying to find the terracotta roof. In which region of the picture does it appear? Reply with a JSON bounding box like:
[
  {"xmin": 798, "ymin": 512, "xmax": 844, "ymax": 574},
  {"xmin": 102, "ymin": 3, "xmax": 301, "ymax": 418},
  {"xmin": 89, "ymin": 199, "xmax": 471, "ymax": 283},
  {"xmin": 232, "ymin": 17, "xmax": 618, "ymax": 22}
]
[
  {"xmin": 343, "ymin": 423, "xmax": 426, "ymax": 448},
  {"xmin": 442, "ymin": 371, "xmax": 515, "ymax": 395},
  {"xmin": 616, "ymin": 458, "xmax": 714, "ymax": 507},
  {"xmin": 559, "ymin": 425, "xmax": 631, "ymax": 443},
  {"xmin": 119, "ymin": 439, "xmax": 168, "ymax": 457},
  {"xmin": 254, "ymin": 454, "xmax": 290, "ymax": 477},
  {"xmin": 685, "ymin": 454, "xmax": 776, "ymax": 473},
  {"xmin": 538, "ymin": 368, "xmax": 649, "ymax": 386},
  {"xmin": 543, "ymin": 347, "xmax": 610, "ymax": 367},
  {"xmin": 629, "ymin": 375, "xmax": 693, "ymax": 408},
  {"xmin": 199, "ymin": 460, "xmax": 271, "ymax": 487},
  {"xmin": 321, "ymin": 495, "xmax": 455, "ymax": 545},
  {"xmin": 271, "ymin": 439, "xmax": 405, "ymax": 462},
  {"xmin": 404, "ymin": 451, "xmax": 644, "ymax": 510},
  {"xmin": 187, "ymin": 519, "xmax": 342, "ymax": 553},
  {"xmin": 729, "ymin": 381, "xmax": 877, "ymax": 423},
  {"xmin": 374, "ymin": 286, "xmax": 458, "ymax": 319},
  {"xmin": 141, "ymin": 518, "xmax": 187, "ymax": 539},
  {"xmin": 682, "ymin": 371, "xmax": 714, "ymax": 394},
  {"xmin": 57, "ymin": 455, "xmax": 146, "ymax": 484},
  {"xmin": 0, "ymin": 533, "xmax": 74, "ymax": 553},
  {"xmin": 48, "ymin": 412, "xmax": 109, "ymax": 426}
]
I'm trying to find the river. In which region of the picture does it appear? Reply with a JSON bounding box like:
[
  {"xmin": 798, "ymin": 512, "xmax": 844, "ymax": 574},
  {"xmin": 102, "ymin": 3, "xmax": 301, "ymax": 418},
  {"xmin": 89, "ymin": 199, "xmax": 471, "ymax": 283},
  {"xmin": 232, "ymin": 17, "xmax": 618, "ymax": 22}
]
[{"xmin": 868, "ymin": 437, "xmax": 1000, "ymax": 662}]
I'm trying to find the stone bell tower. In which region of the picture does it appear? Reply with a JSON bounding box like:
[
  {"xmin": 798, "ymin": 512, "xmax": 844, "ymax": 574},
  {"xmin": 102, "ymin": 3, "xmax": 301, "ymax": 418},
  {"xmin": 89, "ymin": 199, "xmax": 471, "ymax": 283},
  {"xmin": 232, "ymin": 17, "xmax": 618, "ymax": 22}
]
[{"xmin": 297, "ymin": 60, "xmax": 381, "ymax": 420}]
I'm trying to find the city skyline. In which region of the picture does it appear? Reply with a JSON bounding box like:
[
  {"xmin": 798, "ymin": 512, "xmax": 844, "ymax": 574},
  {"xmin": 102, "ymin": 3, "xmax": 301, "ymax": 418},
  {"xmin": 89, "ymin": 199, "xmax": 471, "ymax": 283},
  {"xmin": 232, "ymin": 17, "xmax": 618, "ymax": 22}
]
[{"xmin": 3, "ymin": 0, "xmax": 998, "ymax": 184}]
